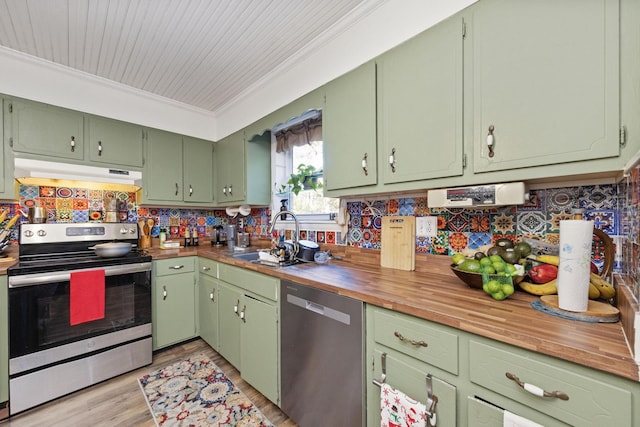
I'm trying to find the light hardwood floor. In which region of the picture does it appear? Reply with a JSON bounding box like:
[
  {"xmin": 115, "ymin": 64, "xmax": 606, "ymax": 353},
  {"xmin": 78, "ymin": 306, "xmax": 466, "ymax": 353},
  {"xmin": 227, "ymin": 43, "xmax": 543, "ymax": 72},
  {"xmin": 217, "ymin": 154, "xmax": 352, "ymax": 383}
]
[{"xmin": 2, "ymin": 339, "xmax": 297, "ymax": 427}]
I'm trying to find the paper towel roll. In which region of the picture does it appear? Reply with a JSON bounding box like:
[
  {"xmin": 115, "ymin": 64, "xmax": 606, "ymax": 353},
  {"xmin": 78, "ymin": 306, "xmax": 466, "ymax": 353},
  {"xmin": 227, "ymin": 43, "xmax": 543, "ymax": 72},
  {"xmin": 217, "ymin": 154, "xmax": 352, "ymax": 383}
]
[{"xmin": 557, "ymin": 220, "xmax": 594, "ymax": 312}]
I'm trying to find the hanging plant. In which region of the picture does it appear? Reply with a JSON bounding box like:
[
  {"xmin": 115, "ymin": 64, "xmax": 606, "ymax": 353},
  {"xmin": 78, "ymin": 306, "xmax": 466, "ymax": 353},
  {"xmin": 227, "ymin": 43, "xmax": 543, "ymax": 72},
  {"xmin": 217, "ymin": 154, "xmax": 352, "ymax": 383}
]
[{"xmin": 279, "ymin": 163, "xmax": 323, "ymax": 195}]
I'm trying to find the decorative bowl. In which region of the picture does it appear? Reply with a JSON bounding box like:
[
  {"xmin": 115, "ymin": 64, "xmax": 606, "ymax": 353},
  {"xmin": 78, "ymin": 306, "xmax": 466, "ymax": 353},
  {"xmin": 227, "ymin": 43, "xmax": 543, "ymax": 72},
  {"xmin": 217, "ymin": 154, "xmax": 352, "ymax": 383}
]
[{"xmin": 450, "ymin": 265, "xmax": 523, "ymax": 289}]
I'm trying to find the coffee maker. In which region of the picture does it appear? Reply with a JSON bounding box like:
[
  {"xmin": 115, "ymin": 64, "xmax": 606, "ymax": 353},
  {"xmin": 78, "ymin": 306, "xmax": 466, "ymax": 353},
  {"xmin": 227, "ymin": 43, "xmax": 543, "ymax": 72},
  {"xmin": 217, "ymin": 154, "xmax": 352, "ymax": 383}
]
[{"xmin": 212, "ymin": 225, "xmax": 226, "ymax": 246}]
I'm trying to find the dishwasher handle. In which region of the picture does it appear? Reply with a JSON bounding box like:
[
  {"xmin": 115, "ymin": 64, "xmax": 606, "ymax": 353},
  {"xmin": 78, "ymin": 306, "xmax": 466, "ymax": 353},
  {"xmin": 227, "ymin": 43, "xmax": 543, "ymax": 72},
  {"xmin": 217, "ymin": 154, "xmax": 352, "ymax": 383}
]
[{"xmin": 286, "ymin": 293, "xmax": 351, "ymax": 325}]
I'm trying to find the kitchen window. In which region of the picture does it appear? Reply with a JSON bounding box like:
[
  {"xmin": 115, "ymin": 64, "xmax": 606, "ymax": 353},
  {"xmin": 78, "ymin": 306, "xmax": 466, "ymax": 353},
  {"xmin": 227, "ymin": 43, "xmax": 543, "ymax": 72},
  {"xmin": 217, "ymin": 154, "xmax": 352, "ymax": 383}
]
[{"xmin": 272, "ymin": 110, "xmax": 339, "ymax": 223}]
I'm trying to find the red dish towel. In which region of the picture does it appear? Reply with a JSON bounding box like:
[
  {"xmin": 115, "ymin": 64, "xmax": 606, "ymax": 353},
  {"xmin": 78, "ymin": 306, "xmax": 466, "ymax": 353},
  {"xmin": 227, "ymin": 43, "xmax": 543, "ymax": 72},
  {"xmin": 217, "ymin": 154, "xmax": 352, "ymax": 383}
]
[{"xmin": 70, "ymin": 270, "xmax": 106, "ymax": 326}]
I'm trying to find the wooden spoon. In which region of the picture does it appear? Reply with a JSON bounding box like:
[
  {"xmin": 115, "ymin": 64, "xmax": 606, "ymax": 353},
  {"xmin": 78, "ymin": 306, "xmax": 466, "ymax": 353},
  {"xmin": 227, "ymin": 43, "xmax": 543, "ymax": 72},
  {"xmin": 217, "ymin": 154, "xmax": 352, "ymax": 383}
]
[
  {"xmin": 147, "ymin": 218, "xmax": 155, "ymax": 232},
  {"xmin": 138, "ymin": 219, "xmax": 146, "ymax": 236}
]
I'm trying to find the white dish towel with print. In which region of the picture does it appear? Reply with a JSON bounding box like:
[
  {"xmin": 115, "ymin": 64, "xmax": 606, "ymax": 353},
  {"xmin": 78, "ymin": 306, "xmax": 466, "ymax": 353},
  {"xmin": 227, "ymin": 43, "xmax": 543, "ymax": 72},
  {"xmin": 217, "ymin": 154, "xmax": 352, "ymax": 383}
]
[{"xmin": 380, "ymin": 383, "xmax": 426, "ymax": 427}]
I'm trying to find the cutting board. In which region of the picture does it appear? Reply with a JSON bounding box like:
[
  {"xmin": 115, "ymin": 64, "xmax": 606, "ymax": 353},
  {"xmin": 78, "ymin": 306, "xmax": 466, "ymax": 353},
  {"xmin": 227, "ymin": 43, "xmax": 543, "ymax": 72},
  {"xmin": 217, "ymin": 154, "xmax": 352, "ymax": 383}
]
[
  {"xmin": 381, "ymin": 216, "xmax": 415, "ymax": 271},
  {"xmin": 539, "ymin": 295, "xmax": 620, "ymax": 320}
]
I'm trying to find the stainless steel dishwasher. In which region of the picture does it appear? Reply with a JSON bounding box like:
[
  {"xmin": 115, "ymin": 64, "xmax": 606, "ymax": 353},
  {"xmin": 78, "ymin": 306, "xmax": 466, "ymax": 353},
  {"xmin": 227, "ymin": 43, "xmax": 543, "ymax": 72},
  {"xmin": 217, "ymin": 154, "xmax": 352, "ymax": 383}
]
[{"xmin": 281, "ymin": 279, "xmax": 364, "ymax": 427}]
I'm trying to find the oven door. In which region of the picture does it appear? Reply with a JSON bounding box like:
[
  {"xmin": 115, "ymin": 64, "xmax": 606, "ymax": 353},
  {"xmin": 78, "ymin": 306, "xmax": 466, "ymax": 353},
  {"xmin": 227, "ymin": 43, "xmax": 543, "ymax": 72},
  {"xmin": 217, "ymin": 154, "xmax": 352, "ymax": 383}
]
[{"xmin": 8, "ymin": 262, "xmax": 151, "ymax": 363}]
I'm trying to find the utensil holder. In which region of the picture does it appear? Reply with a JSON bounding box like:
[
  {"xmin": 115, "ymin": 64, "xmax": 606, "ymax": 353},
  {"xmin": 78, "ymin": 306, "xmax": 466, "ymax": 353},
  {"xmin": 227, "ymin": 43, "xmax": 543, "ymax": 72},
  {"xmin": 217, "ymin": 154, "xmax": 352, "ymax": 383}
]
[{"xmin": 139, "ymin": 235, "xmax": 151, "ymax": 250}]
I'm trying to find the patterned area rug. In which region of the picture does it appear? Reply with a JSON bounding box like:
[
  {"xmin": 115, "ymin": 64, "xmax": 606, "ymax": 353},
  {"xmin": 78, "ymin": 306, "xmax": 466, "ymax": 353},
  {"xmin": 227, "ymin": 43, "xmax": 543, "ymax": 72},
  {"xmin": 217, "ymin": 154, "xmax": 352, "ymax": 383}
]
[{"xmin": 138, "ymin": 354, "xmax": 274, "ymax": 426}]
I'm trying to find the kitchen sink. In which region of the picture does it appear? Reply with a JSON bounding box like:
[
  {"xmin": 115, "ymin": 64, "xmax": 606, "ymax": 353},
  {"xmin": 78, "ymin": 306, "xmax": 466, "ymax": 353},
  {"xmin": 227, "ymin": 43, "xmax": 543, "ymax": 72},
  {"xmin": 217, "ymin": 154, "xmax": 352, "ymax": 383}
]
[{"xmin": 232, "ymin": 250, "xmax": 307, "ymax": 267}]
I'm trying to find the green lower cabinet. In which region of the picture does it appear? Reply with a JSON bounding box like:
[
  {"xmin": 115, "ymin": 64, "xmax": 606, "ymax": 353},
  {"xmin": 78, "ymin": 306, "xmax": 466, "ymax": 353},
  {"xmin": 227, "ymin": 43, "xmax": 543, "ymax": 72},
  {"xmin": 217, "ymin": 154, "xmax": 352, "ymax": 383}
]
[
  {"xmin": 152, "ymin": 258, "xmax": 197, "ymax": 350},
  {"xmin": 218, "ymin": 282, "xmax": 242, "ymax": 368},
  {"xmin": 218, "ymin": 263, "xmax": 279, "ymax": 405},
  {"xmin": 198, "ymin": 268, "xmax": 219, "ymax": 350},
  {"xmin": 0, "ymin": 276, "xmax": 7, "ymax": 409}
]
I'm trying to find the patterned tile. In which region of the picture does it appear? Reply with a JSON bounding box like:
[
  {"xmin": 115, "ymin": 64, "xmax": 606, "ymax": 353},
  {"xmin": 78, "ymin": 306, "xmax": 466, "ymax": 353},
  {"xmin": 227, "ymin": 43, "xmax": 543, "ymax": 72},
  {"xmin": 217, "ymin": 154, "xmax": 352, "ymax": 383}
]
[
  {"xmin": 546, "ymin": 187, "xmax": 579, "ymax": 211},
  {"xmin": 516, "ymin": 211, "xmax": 546, "ymax": 235}
]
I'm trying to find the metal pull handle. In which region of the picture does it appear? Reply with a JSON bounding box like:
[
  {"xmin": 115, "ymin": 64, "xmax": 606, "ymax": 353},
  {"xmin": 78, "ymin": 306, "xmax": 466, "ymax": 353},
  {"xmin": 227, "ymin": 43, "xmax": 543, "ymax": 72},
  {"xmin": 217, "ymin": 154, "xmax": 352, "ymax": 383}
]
[
  {"xmin": 70, "ymin": 136, "xmax": 75, "ymax": 152},
  {"xmin": 223, "ymin": 186, "xmax": 227, "ymax": 195},
  {"xmin": 189, "ymin": 185, "xmax": 193, "ymax": 196},
  {"xmin": 175, "ymin": 183, "xmax": 179, "ymax": 196},
  {"xmin": 234, "ymin": 299, "xmax": 240, "ymax": 316},
  {"xmin": 389, "ymin": 148, "xmax": 396, "ymax": 172},
  {"xmin": 169, "ymin": 265, "xmax": 184, "ymax": 270},
  {"xmin": 506, "ymin": 372, "xmax": 569, "ymax": 401},
  {"xmin": 98, "ymin": 141, "xmax": 103, "ymax": 156},
  {"xmin": 240, "ymin": 305, "xmax": 246, "ymax": 323},
  {"xmin": 487, "ymin": 125, "xmax": 495, "ymax": 158},
  {"xmin": 228, "ymin": 184, "xmax": 233, "ymax": 195},
  {"xmin": 425, "ymin": 374, "xmax": 438, "ymax": 427},
  {"xmin": 201, "ymin": 266, "xmax": 211, "ymax": 272},
  {"xmin": 361, "ymin": 153, "xmax": 368, "ymax": 176},
  {"xmin": 209, "ymin": 289, "xmax": 215, "ymax": 301},
  {"xmin": 162, "ymin": 285, "xmax": 167, "ymax": 300},
  {"xmin": 394, "ymin": 331, "xmax": 428, "ymax": 347}
]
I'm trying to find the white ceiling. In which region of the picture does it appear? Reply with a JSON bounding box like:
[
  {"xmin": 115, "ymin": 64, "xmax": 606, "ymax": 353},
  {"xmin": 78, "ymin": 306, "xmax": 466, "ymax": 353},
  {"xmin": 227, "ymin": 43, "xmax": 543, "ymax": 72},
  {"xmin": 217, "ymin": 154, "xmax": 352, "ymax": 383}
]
[{"xmin": 0, "ymin": 0, "xmax": 377, "ymax": 114}]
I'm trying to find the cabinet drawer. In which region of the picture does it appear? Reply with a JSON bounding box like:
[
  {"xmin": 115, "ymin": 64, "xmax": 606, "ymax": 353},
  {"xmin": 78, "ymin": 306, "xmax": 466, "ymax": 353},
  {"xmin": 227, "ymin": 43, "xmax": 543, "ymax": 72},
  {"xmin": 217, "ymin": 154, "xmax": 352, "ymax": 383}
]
[
  {"xmin": 198, "ymin": 257, "xmax": 218, "ymax": 278},
  {"xmin": 154, "ymin": 257, "xmax": 195, "ymax": 276},
  {"xmin": 467, "ymin": 396, "xmax": 503, "ymax": 426},
  {"xmin": 372, "ymin": 308, "xmax": 458, "ymax": 375},
  {"xmin": 219, "ymin": 263, "xmax": 279, "ymax": 301},
  {"xmin": 469, "ymin": 340, "xmax": 632, "ymax": 426}
]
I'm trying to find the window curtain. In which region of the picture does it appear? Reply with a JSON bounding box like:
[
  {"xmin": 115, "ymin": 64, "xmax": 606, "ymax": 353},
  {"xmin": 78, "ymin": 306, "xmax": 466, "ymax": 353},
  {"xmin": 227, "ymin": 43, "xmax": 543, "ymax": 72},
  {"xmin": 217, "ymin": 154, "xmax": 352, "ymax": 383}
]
[{"xmin": 272, "ymin": 109, "xmax": 322, "ymax": 153}]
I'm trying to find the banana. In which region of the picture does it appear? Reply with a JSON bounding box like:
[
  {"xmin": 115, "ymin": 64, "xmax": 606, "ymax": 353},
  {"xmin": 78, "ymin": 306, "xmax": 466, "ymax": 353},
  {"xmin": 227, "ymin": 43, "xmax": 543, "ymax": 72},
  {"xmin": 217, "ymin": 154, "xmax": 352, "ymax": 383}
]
[
  {"xmin": 0, "ymin": 209, "xmax": 7, "ymax": 224},
  {"xmin": 590, "ymin": 273, "xmax": 615, "ymax": 299},
  {"xmin": 527, "ymin": 254, "xmax": 560, "ymax": 266},
  {"xmin": 588, "ymin": 282, "xmax": 600, "ymax": 299},
  {"xmin": 518, "ymin": 279, "xmax": 558, "ymax": 296}
]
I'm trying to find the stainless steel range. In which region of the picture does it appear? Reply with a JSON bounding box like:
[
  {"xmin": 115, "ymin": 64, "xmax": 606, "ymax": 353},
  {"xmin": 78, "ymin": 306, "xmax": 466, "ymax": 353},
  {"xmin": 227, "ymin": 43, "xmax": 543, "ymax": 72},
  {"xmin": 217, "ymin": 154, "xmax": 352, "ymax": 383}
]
[{"xmin": 7, "ymin": 222, "xmax": 152, "ymax": 415}]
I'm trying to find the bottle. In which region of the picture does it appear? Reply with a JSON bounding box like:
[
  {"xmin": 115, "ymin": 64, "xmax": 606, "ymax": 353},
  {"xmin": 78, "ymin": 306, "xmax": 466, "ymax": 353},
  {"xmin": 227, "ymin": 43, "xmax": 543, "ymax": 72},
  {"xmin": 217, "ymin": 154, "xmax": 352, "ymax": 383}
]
[
  {"xmin": 280, "ymin": 199, "xmax": 288, "ymax": 220},
  {"xmin": 184, "ymin": 227, "xmax": 191, "ymax": 247},
  {"xmin": 159, "ymin": 228, "xmax": 167, "ymax": 248},
  {"xmin": 192, "ymin": 227, "xmax": 199, "ymax": 246}
]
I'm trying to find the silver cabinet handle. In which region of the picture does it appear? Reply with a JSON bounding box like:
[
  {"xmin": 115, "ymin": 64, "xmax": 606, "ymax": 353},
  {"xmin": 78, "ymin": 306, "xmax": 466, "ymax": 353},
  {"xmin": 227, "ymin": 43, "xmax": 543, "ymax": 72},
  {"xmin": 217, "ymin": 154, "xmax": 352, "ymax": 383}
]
[
  {"xmin": 162, "ymin": 285, "xmax": 167, "ymax": 300},
  {"xmin": 506, "ymin": 372, "xmax": 569, "ymax": 401},
  {"xmin": 228, "ymin": 184, "xmax": 233, "ymax": 195},
  {"xmin": 240, "ymin": 305, "xmax": 246, "ymax": 323},
  {"xmin": 223, "ymin": 186, "xmax": 227, "ymax": 195},
  {"xmin": 98, "ymin": 140, "xmax": 103, "ymax": 156},
  {"xmin": 189, "ymin": 185, "xmax": 193, "ymax": 196},
  {"xmin": 201, "ymin": 266, "xmax": 211, "ymax": 272},
  {"xmin": 394, "ymin": 331, "xmax": 428, "ymax": 347},
  {"xmin": 70, "ymin": 136, "xmax": 76, "ymax": 152},
  {"xmin": 389, "ymin": 148, "xmax": 396, "ymax": 172},
  {"xmin": 209, "ymin": 289, "xmax": 215, "ymax": 301},
  {"xmin": 175, "ymin": 183, "xmax": 179, "ymax": 196},
  {"xmin": 362, "ymin": 153, "xmax": 368, "ymax": 176},
  {"xmin": 169, "ymin": 265, "xmax": 184, "ymax": 270},
  {"xmin": 487, "ymin": 125, "xmax": 495, "ymax": 158},
  {"xmin": 234, "ymin": 299, "xmax": 240, "ymax": 315}
]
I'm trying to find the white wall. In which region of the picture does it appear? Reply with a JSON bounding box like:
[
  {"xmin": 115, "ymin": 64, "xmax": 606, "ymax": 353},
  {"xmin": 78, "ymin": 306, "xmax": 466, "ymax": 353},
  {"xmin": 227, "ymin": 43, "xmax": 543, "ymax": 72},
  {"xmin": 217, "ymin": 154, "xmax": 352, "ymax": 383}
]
[{"xmin": 0, "ymin": 0, "xmax": 476, "ymax": 141}]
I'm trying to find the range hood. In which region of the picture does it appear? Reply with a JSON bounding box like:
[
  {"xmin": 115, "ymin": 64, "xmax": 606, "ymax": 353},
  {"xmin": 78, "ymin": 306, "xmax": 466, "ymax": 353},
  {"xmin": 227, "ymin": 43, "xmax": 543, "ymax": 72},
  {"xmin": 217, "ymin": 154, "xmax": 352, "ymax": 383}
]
[
  {"xmin": 14, "ymin": 158, "xmax": 142, "ymax": 185},
  {"xmin": 428, "ymin": 182, "xmax": 529, "ymax": 208}
]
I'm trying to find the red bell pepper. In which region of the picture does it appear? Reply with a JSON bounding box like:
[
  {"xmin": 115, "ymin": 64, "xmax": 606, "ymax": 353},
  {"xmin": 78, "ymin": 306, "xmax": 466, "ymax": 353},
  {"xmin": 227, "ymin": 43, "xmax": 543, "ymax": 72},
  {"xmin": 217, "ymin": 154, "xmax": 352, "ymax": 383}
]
[{"xmin": 528, "ymin": 264, "xmax": 558, "ymax": 284}]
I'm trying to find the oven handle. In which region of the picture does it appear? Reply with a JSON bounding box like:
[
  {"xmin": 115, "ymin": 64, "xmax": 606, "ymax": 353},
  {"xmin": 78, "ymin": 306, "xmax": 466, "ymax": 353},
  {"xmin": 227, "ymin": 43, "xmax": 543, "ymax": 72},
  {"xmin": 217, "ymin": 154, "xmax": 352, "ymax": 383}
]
[{"xmin": 8, "ymin": 262, "xmax": 152, "ymax": 288}]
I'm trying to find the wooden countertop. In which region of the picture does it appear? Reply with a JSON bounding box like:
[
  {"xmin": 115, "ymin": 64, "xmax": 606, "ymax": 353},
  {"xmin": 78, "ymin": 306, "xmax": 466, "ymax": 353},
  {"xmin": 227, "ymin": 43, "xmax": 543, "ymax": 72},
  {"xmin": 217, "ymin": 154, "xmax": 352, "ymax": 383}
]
[
  {"xmin": 148, "ymin": 242, "xmax": 639, "ymax": 383},
  {"xmin": 4, "ymin": 241, "xmax": 637, "ymax": 382}
]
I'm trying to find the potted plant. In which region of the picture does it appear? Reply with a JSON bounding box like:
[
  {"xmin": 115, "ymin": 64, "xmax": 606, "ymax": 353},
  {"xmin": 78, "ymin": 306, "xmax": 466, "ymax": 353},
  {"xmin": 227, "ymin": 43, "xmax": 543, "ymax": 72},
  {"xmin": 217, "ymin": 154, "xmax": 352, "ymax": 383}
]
[{"xmin": 279, "ymin": 163, "xmax": 323, "ymax": 195}]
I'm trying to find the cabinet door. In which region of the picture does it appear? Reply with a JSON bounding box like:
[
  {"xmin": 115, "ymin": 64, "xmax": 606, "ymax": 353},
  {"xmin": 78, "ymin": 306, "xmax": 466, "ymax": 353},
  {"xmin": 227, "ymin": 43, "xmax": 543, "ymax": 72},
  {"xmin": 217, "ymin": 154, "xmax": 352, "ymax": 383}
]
[
  {"xmin": 144, "ymin": 128, "xmax": 183, "ymax": 202},
  {"xmin": 8, "ymin": 98, "xmax": 84, "ymax": 160},
  {"xmin": 153, "ymin": 273, "xmax": 197, "ymax": 350},
  {"xmin": 324, "ymin": 61, "xmax": 377, "ymax": 190},
  {"xmin": 183, "ymin": 137, "xmax": 214, "ymax": 203},
  {"xmin": 87, "ymin": 115, "xmax": 143, "ymax": 167},
  {"xmin": 377, "ymin": 15, "xmax": 463, "ymax": 184},
  {"xmin": 471, "ymin": 0, "xmax": 619, "ymax": 173},
  {"xmin": 240, "ymin": 295, "xmax": 279, "ymax": 405},
  {"xmin": 198, "ymin": 272, "xmax": 219, "ymax": 349},
  {"xmin": 218, "ymin": 283, "xmax": 241, "ymax": 368},
  {"xmin": 368, "ymin": 348, "xmax": 457, "ymax": 427},
  {"xmin": 215, "ymin": 132, "xmax": 245, "ymax": 203}
]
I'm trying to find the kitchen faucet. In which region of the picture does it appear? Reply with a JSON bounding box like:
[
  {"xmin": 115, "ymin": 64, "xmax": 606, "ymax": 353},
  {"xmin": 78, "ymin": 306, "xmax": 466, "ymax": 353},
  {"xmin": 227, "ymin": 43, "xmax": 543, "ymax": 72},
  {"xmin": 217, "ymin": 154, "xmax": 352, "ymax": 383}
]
[{"xmin": 268, "ymin": 210, "xmax": 299, "ymax": 259}]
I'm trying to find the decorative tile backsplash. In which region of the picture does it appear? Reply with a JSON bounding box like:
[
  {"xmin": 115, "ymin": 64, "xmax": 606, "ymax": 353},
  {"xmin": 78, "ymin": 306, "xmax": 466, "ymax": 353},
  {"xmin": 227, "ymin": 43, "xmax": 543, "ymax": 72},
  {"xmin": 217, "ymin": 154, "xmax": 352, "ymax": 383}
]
[{"xmin": 2, "ymin": 178, "xmax": 638, "ymax": 300}]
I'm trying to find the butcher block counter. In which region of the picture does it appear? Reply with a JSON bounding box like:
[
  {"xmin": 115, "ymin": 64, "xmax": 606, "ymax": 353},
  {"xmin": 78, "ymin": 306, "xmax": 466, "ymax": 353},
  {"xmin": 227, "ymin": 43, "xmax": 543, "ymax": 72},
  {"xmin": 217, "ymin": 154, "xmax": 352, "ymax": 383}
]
[{"xmin": 147, "ymin": 242, "xmax": 640, "ymax": 383}]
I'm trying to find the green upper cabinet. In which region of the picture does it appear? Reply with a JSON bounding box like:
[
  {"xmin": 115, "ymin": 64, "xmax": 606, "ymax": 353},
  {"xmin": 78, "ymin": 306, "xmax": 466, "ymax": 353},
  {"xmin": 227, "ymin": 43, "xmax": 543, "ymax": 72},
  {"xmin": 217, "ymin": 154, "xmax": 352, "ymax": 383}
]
[
  {"xmin": 323, "ymin": 61, "xmax": 377, "ymax": 192},
  {"xmin": 215, "ymin": 130, "xmax": 244, "ymax": 203},
  {"xmin": 183, "ymin": 137, "xmax": 214, "ymax": 203},
  {"xmin": 470, "ymin": 0, "xmax": 620, "ymax": 173},
  {"xmin": 215, "ymin": 130, "xmax": 271, "ymax": 206},
  {"xmin": 7, "ymin": 98, "xmax": 84, "ymax": 161},
  {"xmin": 86, "ymin": 115, "xmax": 143, "ymax": 168},
  {"xmin": 142, "ymin": 128, "xmax": 184, "ymax": 203},
  {"xmin": 377, "ymin": 14, "xmax": 464, "ymax": 185}
]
